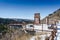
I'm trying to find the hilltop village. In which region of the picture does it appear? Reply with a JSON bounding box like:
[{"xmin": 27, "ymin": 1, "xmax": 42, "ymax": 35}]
[{"xmin": 0, "ymin": 8, "xmax": 60, "ymax": 40}]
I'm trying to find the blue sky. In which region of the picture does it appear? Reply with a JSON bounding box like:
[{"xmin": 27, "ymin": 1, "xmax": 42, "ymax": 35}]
[{"xmin": 0, "ymin": 0, "xmax": 60, "ymax": 20}]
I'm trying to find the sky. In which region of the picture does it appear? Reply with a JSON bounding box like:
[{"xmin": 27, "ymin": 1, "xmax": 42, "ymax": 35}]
[{"xmin": 0, "ymin": 0, "xmax": 60, "ymax": 20}]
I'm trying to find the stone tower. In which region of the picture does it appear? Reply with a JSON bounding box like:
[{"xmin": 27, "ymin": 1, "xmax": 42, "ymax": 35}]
[{"xmin": 34, "ymin": 13, "xmax": 40, "ymax": 25}]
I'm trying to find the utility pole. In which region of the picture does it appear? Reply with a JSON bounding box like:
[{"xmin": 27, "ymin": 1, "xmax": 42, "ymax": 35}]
[{"xmin": 41, "ymin": 16, "xmax": 43, "ymax": 32}]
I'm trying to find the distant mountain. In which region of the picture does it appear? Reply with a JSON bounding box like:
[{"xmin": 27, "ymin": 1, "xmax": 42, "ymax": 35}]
[
  {"xmin": 0, "ymin": 18, "xmax": 33, "ymax": 25},
  {"xmin": 13, "ymin": 18, "xmax": 33, "ymax": 24},
  {"xmin": 0, "ymin": 18, "xmax": 15, "ymax": 25}
]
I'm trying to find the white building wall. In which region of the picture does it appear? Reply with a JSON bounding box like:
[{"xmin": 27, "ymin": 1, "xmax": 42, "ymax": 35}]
[
  {"xmin": 56, "ymin": 23, "xmax": 60, "ymax": 40},
  {"xmin": 34, "ymin": 24, "xmax": 52, "ymax": 31}
]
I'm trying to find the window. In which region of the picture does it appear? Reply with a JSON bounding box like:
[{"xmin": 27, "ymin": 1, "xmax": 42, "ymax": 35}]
[{"xmin": 30, "ymin": 25, "xmax": 33, "ymax": 27}]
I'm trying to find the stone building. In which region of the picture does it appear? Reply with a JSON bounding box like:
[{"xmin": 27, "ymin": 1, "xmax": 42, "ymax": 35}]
[
  {"xmin": 41, "ymin": 8, "xmax": 60, "ymax": 25},
  {"xmin": 34, "ymin": 13, "xmax": 40, "ymax": 25}
]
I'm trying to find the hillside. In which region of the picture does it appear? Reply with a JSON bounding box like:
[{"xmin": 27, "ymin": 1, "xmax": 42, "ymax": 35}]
[
  {"xmin": 0, "ymin": 18, "xmax": 33, "ymax": 33},
  {"xmin": 0, "ymin": 18, "xmax": 33, "ymax": 25}
]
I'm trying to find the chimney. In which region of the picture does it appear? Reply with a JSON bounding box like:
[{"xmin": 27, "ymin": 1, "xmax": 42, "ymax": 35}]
[{"xmin": 34, "ymin": 13, "xmax": 40, "ymax": 25}]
